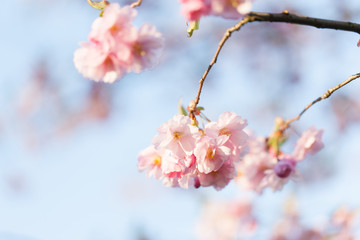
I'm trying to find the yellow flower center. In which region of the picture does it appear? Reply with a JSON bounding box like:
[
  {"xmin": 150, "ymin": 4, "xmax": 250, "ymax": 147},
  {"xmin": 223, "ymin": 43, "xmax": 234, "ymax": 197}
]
[
  {"xmin": 132, "ymin": 43, "xmax": 146, "ymax": 56},
  {"xmin": 228, "ymin": 0, "xmax": 239, "ymax": 8},
  {"xmin": 172, "ymin": 131, "xmax": 182, "ymax": 140},
  {"xmin": 219, "ymin": 128, "xmax": 231, "ymax": 136},
  {"xmin": 153, "ymin": 156, "xmax": 162, "ymax": 166},
  {"xmin": 206, "ymin": 147, "xmax": 215, "ymax": 160}
]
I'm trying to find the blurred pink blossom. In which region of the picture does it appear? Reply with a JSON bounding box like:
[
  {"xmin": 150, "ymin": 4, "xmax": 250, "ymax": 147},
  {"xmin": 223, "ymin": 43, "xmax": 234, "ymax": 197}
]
[
  {"xmin": 179, "ymin": 0, "xmax": 211, "ymax": 21},
  {"xmin": 236, "ymin": 127, "xmax": 323, "ymax": 194},
  {"xmin": 196, "ymin": 200, "xmax": 257, "ymax": 240},
  {"xmin": 293, "ymin": 127, "xmax": 324, "ymax": 161},
  {"xmin": 74, "ymin": 3, "xmax": 163, "ymax": 83},
  {"xmin": 211, "ymin": 0, "xmax": 252, "ymax": 19},
  {"xmin": 179, "ymin": 0, "xmax": 252, "ymax": 21}
]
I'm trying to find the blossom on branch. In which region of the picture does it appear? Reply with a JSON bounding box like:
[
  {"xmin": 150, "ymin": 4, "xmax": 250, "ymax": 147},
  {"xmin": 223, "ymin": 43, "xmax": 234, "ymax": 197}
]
[
  {"xmin": 138, "ymin": 112, "xmax": 248, "ymax": 190},
  {"xmin": 236, "ymin": 127, "xmax": 324, "ymax": 194},
  {"xmin": 179, "ymin": 0, "xmax": 253, "ymax": 21},
  {"xmin": 74, "ymin": 3, "xmax": 163, "ymax": 83}
]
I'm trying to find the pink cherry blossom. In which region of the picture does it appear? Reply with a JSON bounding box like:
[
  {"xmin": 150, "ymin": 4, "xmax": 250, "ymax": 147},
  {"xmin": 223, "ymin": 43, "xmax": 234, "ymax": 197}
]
[
  {"xmin": 74, "ymin": 3, "xmax": 163, "ymax": 83},
  {"xmin": 259, "ymin": 156, "xmax": 299, "ymax": 192},
  {"xmin": 179, "ymin": 0, "xmax": 211, "ymax": 21},
  {"xmin": 194, "ymin": 135, "xmax": 231, "ymax": 174},
  {"xmin": 74, "ymin": 39, "xmax": 130, "ymax": 83},
  {"xmin": 293, "ymin": 127, "xmax": 324, "ymax": 161},
  {"xmin": 161, "ymin": 151, "xmax": 186, "ymax": 179},
  {"xmin": 88, "ymin": 4, "xmax": 137, "ymax": 42},
  {"xmin": 211, "ymin": 0, "xmax": 252, "ymax": 19},
  {"xmin": 161, "ymin": 151, "xmax": 197, "ymax": 188},
  {"xmin": 152, "ymin": 115, "xmax": 200, "ymax": 157},
  {"xmin": 198, "ymin": 160, "xmax": 236, "ymax": 190},
  {"xmin": 205, "ymin": 111, "xmax": 248, "ymax": 164},
  {"xmin": 126, "ymin": 23, "xmax": 164, "ymax": 73},
  {"xmin": 137, "ymin": 145, "xmax": 163, "ymax": 179},
  {"xmin": 205, "ymin": 111, "xmax": 248, "ymax": 146},
  {"xmin": 236, "ymin": 136, "xmax": 276, "ymax": 193}
]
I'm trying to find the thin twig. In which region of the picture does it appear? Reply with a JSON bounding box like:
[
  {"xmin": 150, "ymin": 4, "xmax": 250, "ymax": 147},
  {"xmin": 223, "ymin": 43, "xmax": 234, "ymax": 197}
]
[
  {"xmin": 280, "ymin": 73, "xmax": 360, "ymax": 131},
  {"xmin": 131, "ymin": 0, "xmax": 142, "ymax": 8},
  {"xmin": 188, "ymin": 11, "xmax": 360, "ymax": 119},
  {"xmin": 189, "ymin": 17, "xmax": 253, "ymax": 119}
]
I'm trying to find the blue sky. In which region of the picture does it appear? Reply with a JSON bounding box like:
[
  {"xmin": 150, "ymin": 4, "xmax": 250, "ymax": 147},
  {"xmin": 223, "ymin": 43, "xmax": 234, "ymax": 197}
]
[{"xmin": 1, "ymin": 0, "xmax": 360, "ymax": 239}]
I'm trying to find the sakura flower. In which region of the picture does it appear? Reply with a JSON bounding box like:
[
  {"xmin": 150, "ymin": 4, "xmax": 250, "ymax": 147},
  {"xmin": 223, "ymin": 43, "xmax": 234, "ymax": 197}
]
[
  {"xmin": 74, "ymin": 40, "xmax": 129, "ymax": 83},
  {"xmin": 179, "ymin": 0, "xmax": 211, "ymax": 21},
  {"xmin": 211, "ymin": 0, "xmax": 252, "ymax": 19},
  {"xmin": 205, "ymin": 111, "xmax": 248, "ymax": 147},
  {"xmin": 126, "ymin": 23, "xmax": 164, "ymax": 73},
  {"xmin": 205, "ymin": 111, "xmax": 248, "ymax": 162},
  {"xmin": 74, "ymin": 3, "xmax": 163, "ymax": 82},
  {"xmin": 152, "ymin": 115, "xmax": 200, "ymax": 157},
  {"xmin": 293, "ymin": 127, "xmax": 324, "ymax": 161},
  {"xmin": 194, "ymin": 135, "xmax": 231, "ymax": 173},
  {"xmin": 259, "ymin": 155, "xmax": 299, "ymax": 192},
  {"xmin": 161, "ymin": 151, "xmax": 197, "ymax": 188},
  {"xmin": 88, "ymin": 4, "xmax": 137, "ymax": 42},
  {"xmin": 198, "ymin": 160, "xmax": 236, "ymax": 190},
  {"xmin": 137, "ymin": 145, "xmax": 163, "ymax": 179},
  {"xmin": 236, "ymin": 127, "xmax": 324, "ymax": 194},
  {"xmin": 161, "ymin": 151, "xmax": 186, "ymax": 179},
  {"xmin": 236, "ymin": 136, "xmax": 277, "ymax": 193}
]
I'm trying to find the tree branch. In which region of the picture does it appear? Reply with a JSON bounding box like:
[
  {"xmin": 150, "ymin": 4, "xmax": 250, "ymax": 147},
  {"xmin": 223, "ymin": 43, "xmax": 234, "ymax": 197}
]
[
  {"xmin": 281, "ymin": 73, "xmax": 360, "ymax": 131},
  {"xmin": 131, "ymin": 0, "xmax": 142, "ymax": 8},
  {"xmin": 248, "ymin": 11, "xmax": 360, "ymax": 34},
  {"xmin": 188, "ymin": 11, "xmax": 360, "ymax": 119}
]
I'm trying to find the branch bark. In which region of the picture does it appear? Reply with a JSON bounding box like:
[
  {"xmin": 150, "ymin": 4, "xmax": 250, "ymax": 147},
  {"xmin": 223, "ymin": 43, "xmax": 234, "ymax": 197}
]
[{"xmin": 189, "ymin": 11, "xmax": 360, "ymax": 119}]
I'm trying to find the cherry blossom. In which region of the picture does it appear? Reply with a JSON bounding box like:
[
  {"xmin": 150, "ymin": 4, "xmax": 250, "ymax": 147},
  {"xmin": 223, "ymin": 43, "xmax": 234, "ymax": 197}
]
[
  {"xmin": 138, "ymin": 112, "xmax": 248, "ymax": 190},
  {"xmin": 179, "ymin": 0, "xmax": 252, "ymax": 21},
  {"xmin": 74, "ymin": 3, "xmax": 163, "ymax": 83},
  {"xmin": 211, "ymin": 0, "xmax": 253, "ymax": 19},
  {"xmin": 236, "ymin": 127, "xmax": 324, "ymax": 193},
  {"xmin": 137, "ymin": 145, "xmax": 163, "ymax": 180},
  {"xmin": 293, "ymin": 127, "xmax": 324, "ymax": 161},
  {"xmin": 152, "ymin": 115, "xmax": 200, "ymax": 157},
  {"xmin": 179, "ymin": 0, "xmax": 211, "ymax": 21},
  {"xmin": 194, "ymin": 135, "xmax": 231, "ymax": 174}
]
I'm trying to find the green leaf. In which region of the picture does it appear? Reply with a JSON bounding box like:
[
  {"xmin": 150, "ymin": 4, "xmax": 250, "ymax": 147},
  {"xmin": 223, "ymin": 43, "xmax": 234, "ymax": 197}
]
[
  {"xmin": 178, "ymin": 98, "xmax": 188, "ymax": 116},
  {"xmin": 187, "ymin": 20, "xmax": 200, "ymax": 38}
]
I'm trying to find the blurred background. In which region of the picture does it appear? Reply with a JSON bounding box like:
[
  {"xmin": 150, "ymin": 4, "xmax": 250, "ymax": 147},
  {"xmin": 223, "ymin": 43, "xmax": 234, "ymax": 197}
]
[{"xmin": 1, "ymin": 0, "xmax": 360, "ymax": 239}]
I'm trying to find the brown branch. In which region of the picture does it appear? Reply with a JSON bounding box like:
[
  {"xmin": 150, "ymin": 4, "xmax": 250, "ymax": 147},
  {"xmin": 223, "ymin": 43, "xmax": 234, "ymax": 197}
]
[
  {"xmin": 131, "ymin": 0, "xmax": 142, "ymax": 8},
  {"xmin": 188, "ymin": 11, "xmax": 360, "ymax": 119},
  {"xmin": 247, "ymin": 11, "xmax": 360, "ymax": 34},
  {"xmin": 189, "ymin": 17, "xmax": 253, "ymax": 119},
  {"xmin": 280, "ymin": 73, "xmax": 360, "ymax": 131}
]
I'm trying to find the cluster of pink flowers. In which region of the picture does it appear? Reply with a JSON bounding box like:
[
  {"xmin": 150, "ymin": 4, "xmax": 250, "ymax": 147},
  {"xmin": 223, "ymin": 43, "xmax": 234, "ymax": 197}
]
[
  {"xmin": 179, "ymin": 0, "xmax": 253, "ymax": 21},
  {"xmin": 236, "ymin": 127, "xmax": 324, "ymax": 193},
  {"xmin": 138, "ymin": 112, "xmax": 248, "ymax": 190},
  {"xmin": 74, "ymin": 3, "xmax": 163, "ymax": 83}
]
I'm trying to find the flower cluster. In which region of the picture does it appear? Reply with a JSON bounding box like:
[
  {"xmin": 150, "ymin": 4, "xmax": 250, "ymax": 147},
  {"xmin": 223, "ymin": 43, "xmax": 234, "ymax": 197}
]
[
  {"xmin": 236, "ymin": 127, "xmax": 324, "ymax": 193},
  {"xmin": 138, "ymin": 112, "xmax": 248, "ymax": 190},
  {"xmin": 74, "ymin": 3, "xmax": 163, "ymax": 83},
  {"xmin": 179, "ymin": 0, "xmax": 253, "ymax": 21}
]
